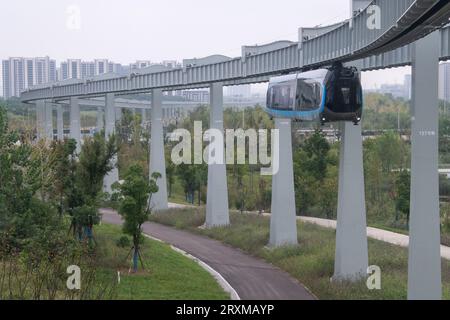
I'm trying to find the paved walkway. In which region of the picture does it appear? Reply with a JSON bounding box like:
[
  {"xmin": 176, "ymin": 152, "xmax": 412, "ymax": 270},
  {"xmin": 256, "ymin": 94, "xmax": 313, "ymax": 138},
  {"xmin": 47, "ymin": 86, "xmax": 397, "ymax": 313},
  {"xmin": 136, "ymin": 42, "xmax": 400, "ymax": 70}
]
[
  {"xmin": 169, "ymin": 203, "xmax": 450, "ymax": 260},
  {"xmin": 100, "ymin": 208, "xmax": 315, "ymax": 300},
  {"xmin": 298, "ymin": 216, "xmax": 450, "ymax": 260}
]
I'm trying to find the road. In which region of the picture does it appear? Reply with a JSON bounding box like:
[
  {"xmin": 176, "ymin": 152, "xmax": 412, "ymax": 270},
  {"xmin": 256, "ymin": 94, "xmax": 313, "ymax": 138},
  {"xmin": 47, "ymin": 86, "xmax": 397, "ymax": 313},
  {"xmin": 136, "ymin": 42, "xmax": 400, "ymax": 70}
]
[{"xmin": 101, "ymin": 208, "xmax": 315, "ymax": 300}]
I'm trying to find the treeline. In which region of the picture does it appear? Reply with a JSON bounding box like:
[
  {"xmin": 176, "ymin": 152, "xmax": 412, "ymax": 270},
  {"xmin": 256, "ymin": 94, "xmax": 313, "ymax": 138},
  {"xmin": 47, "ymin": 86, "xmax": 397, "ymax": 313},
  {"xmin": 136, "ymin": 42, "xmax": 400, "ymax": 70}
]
[{"xmin": 0, "ymin": 104, "xmax": 118, "ymax": 299}]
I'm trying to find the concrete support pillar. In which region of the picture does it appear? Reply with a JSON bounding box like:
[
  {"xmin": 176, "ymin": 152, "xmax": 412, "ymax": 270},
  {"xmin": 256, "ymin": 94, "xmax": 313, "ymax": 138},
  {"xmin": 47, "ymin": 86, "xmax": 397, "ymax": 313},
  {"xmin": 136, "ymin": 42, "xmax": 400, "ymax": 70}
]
[
  {"xmin": 149, "ymin": 89, "xmax": 169, "ymax": 211},
  {"xmin": 269, "ymin": 118, "xmax": 297, "ymax": 247},
  {"xmin": 70, "ymin": 97, "xmax": 81, "ymax": 153},
  {"xmin": 36, "ymin": 100, "xmax": 45, "ymax": 140},
  {"xmin": 141, "ymin": 108, "xmax": 147, "ymax": 126},
  {"xmin": 104, "ymin": 93, "xmax": 119, "ymax": 194},
  {"xmin": 408, "ymin": 31, "xmax": 442, "ymax": 300},
  {"xmin": 97, "ymin": 107, "xmax": 104, "ymax": 132},
  {"xmin": 115, "ymin": 107, "xmax": 122, "ymax": 124},
  {"xmin": 333, "ymin": 122, "xmax": 368, "ymax": 281},
  {"xmin": 57, "ymin": 105, "xmax": 64, "ymax": 141},
  {"xmin": 44, "ymin": 102, "xmax": 53, "ymax": 141},
  {"xmin": 205, "ymin": 83, "xmax": 229, "ymax": 227}
]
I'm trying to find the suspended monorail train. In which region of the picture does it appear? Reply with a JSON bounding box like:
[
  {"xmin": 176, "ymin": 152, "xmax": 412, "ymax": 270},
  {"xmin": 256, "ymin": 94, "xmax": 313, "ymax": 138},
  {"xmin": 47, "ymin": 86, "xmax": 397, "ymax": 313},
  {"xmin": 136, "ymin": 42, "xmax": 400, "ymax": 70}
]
[{"xmin": 266, "ymin": 64, "xmax": 363, "ymax": 124}]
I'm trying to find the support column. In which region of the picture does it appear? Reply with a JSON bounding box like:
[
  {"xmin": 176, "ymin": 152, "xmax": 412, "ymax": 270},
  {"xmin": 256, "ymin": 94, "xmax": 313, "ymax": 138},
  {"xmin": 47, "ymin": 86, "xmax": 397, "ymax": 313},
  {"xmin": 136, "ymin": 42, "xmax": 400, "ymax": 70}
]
[
  {"xmin": 205, "ymin": 83, "xmax": 229, "ymax": 227},
  {"xmin": 104, "ymin": 93, "xmax": 119, "ymax": 194},
  {"xmin": 44, "ymin": 102, "xmax": 53, "ymax": 141},
  {"xmin": 70, "ymin": 97, "xmax": 81, "ymax": 153},
  {"xmin": 115, "ymin": 107, "xmax": 122, "ymax": 124},
  {"xmin": 408, "ymin": 31, "xmax": 442, "ymax": 300},
  {"xmin": 141, "ymin": 108, "xmax": 147, "ymax": 127},
  {"xmin": 149, "ymin": 89, "xmax": 169, "ymax": 211},
  {"xmin": 36, "ymin": 100, "xmax": 45, "ymax": 140},
  {"xmin": 269, "ymin": 118, "xmax": 297, "ymax": 247},
  {"xmin": 57, "ymin": 105, "xmax": 64, "ymax": 141},
  {"xmin": 97, "ymin": 107, "xmax": 104, "ymax": 132},
  {"xmin": 333, "ymin": 122, "xmax": 368, "ymax": 281}
]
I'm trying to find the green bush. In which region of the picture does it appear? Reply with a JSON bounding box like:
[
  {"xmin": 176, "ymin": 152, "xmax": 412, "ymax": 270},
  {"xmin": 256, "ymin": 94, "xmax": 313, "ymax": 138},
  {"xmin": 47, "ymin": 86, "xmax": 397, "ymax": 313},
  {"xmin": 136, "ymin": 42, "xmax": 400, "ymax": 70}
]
[{"xmin": 116, "ymin": 235, "xmax": 131, "ymax": 248}]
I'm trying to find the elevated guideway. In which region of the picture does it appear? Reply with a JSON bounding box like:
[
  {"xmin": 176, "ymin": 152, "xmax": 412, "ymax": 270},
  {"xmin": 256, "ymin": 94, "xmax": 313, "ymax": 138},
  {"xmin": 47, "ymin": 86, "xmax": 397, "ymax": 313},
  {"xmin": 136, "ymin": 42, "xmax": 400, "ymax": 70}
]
[{"xmin": 20, "ymin": 0, "xmax": 450, "ymax": 103}]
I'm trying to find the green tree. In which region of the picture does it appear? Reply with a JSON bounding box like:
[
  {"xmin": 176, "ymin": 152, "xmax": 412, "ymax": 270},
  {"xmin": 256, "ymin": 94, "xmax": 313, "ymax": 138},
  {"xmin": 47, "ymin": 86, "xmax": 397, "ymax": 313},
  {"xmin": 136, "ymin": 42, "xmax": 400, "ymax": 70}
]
[
  {"xmin": 293, "ymin": 131, "xmax": 331, "ymax": 216},
  {"xmin": 72, "ymin": 133, "xmax": 118, "ymax": 243},
  {"xmin": 115, "ymin": 164, "xmax": 160, "ymax": 272},
  {"xmin": 47, "ymin": 139, "xmax": 78, "ymax": 217},
  {"xmin": 303, "ymin": 129, "xmax": 330, "ymax": 182},
  {"xmin": 395, "ymin": 170, "xmax": 411, "ymax": 224}
]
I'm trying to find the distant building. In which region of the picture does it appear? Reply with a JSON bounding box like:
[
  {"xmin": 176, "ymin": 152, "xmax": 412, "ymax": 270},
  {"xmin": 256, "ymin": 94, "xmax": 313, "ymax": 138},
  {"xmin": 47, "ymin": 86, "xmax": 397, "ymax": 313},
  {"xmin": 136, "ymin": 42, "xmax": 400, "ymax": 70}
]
[
  {"xmin": 225, "ymin": 85, "xmax": 252, "ymax": 98},
  {"xmin": 130, "ymin": 60, "xmax": 181, "ymax": 71},
  {"xmin": 378, "ymin": 83, "xmax": 408, "ymax": 98},
  {"xmin": 58, "ymin": 59, "xmax": 125, "ymax": 81},
  {"xmin": 2, "ymin": 56, "xmax": 57, "ymax": 98},
  {"xmin": 162, "ymin": 60, "xmax": 181, "ymax": 69},
  {"xmin": 181, "ymin": 90, "xmax": 210, "ymax": 103},
  {"xmin": 130, "ymin": 60, "xmax": 153, "ymax": 71},
  {"xmin": 81, "ymin": 61, "xmax": 96, "ymax": 79}
]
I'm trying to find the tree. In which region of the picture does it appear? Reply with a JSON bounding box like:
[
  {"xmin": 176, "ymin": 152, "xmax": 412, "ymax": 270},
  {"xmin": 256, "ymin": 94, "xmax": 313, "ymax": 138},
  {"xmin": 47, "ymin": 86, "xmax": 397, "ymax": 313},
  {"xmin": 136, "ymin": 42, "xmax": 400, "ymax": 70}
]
[
  {"xmin": 114, "ymin": 165, "xmax": 160, "ymax": 272},
  {"xmin": 395, "ymin": 170, "xmax": 411, "ymax": 224},
  {"xmin": 47, "ymin": 139, "xmax": 77, "ymax": 217},
  {"xmin": 72, "ymin": 133, "xmax": 118, "ymax": 243},
  {"xmin": 303, "ymin": 129, "xmax": 330, "ymax": 182},
  {"xmin": 293, "ymin": 131, "xmax": 331, "ymax": 216}
]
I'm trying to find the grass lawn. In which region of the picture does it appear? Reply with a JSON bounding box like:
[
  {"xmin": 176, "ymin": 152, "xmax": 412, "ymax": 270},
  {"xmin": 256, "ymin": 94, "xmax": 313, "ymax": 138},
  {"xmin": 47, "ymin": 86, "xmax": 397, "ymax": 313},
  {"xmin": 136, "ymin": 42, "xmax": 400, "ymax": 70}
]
[
  {"xmin": 150, "ymin": 208, "xmax": 450, "ymax": 300},
  {"xmin": 95, "ymin": 223, "xmax": 230, "ymax": 300}
]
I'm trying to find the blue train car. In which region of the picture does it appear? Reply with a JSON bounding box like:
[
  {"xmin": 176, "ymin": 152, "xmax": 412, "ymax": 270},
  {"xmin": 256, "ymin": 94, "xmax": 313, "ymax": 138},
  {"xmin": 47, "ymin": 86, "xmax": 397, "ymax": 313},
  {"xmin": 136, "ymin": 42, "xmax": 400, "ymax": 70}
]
[{"xmin": 266, "ymin": 64, "xmax": 363, "ymax": 124}]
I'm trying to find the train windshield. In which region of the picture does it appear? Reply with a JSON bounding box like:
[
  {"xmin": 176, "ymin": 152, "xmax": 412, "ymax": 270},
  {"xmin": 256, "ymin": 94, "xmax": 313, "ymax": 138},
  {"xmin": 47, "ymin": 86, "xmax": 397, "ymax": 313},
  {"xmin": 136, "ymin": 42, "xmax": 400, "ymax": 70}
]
[
  {"xmin": 267, "ymin": 82, "xmax": 296, "ymax": 110},
  {"xmin": 325, "ymin": 68, "xmax": 363, "ymax": 114},
  {"xmin": 296, "ymin": 79, "xmax": 322, "ymax": 111}
]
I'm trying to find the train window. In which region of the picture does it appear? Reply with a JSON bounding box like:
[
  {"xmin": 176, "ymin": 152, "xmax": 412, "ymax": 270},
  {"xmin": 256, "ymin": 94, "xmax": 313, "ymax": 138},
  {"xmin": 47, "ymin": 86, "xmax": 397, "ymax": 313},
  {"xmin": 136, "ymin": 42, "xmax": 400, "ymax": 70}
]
[
  {"xmin": 356, "ymin": 81, "xmax": 363, "ymax": 105},
  {"xmin": 296, "ymin": 79, "xmax": 322, "ymax": 111},
  {"xmin": 267, "ymin": 82, "xmax": 295, "ymax": 110}
]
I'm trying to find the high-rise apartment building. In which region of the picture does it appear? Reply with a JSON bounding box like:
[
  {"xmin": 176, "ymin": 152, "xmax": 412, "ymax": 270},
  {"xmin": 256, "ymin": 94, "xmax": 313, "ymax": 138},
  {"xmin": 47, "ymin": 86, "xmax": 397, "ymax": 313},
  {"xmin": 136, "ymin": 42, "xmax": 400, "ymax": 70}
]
[
  {"xmin": 2, "ymin": 57, "xmax": 57, "ymax": 98},
  {"xmin": 58, "ymin": 59, "xmax": 125, "ymax": 81}
]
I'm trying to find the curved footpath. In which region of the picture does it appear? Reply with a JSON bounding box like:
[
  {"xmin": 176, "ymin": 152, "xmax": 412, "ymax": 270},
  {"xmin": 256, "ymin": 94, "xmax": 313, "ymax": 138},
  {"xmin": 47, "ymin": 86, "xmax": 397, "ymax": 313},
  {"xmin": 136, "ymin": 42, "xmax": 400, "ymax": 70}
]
[
  {"xmin": 298, "ymin": 216, "xmax": 450, "ymax": 260},
  {"xmin": 245, "ymin": 210, "xmax": 450, "ymax": 260},
  {"xmin": 100, "ymin": 208, "xmax": 315, "ymax": 300}
]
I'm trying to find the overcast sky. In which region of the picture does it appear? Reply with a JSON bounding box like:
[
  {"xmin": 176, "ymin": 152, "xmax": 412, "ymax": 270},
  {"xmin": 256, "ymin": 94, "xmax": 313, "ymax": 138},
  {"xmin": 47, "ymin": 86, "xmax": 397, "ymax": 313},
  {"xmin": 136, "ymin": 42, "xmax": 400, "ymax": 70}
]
[{"xmin": 0, "ymin": 0, "xmax": 409, "ymax": 91}]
